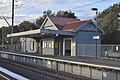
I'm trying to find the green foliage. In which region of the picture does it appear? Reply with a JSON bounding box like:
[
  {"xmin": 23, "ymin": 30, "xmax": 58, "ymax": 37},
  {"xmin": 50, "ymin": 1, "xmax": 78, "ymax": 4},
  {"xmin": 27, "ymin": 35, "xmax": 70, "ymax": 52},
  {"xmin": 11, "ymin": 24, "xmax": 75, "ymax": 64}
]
[
  {"xmin": 56, "ymin": 10, "xmax": 77, "ymax": 18},
  {"xmin": 35, "ymin": 17, "xmax": 45, "ymax": 28},
  {"xmin": 43, "ymin": 9, "xmax": 55, "ymax": 18},
  {"xmin": 97, "ymin": 3, "xmax": 120, "ymax": 44},
  {"xmin": 102, "ymin": 30, "xmax": 120, "ymax": 44},
  {"xmin": 0, "ymin": 26, "xmax": 11, "ymax": 45},
  {"xmin": 18, "ymin": 21, "xmax": 37, "ymax": 32}
]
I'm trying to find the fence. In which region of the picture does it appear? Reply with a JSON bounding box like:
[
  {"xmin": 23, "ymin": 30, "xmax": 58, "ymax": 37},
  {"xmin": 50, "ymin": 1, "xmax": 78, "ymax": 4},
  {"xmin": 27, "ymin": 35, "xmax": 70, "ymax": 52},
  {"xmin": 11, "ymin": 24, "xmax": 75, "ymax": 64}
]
[
  {"xmin": 0, "ymin": 44, "xmax": 21, "ymax": 52},
  {"xmin": 77, "ymin": 44, "xmax": 120, "ymax": 58},
  {"xmin": 101, "ymin": 44, "xmax": 120, "ymax": 57},
  {"xmin": 0, "ymin": 44, "xmax": 120, "ymax": 58}
]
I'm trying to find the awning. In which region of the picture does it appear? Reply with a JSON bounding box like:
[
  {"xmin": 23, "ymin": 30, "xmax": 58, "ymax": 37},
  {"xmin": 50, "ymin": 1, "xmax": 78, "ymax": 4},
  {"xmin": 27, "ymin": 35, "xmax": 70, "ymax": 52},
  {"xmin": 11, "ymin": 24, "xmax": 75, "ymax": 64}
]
[
  {"xmin": 7, "ymin": 29, "xmax": 75, "ymax": 38},
  {"xmin": 40, "ymin": 29, "xmax": 74, "ymax": 36},
  {"xmin": 7, "ymin": 29, "xmax": 40, "ymax": 38}
]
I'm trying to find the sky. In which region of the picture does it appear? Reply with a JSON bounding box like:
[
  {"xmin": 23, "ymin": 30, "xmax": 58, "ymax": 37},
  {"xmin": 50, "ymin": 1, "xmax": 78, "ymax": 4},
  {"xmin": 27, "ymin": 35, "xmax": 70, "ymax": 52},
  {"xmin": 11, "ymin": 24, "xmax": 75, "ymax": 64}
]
[{"xmin": 0, "ymin": 0, "xmax": 119, "ymax": 27}]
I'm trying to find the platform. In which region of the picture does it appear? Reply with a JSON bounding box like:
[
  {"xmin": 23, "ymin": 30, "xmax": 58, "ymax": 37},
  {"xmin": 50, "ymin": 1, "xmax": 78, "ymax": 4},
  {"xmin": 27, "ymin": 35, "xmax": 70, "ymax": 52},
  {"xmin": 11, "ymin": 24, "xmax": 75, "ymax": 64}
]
[{"xmin": 0, "ymin": 51, "xmax": 120, "ymax": 80}]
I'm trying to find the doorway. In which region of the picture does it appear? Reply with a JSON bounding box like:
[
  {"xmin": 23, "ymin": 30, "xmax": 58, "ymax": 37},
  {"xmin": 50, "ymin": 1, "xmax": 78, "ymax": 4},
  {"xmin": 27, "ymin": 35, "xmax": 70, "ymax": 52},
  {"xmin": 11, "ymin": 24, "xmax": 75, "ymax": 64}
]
[{"xmin": 64, "ymin": 39, "xmax": 71, "ymax": 56}]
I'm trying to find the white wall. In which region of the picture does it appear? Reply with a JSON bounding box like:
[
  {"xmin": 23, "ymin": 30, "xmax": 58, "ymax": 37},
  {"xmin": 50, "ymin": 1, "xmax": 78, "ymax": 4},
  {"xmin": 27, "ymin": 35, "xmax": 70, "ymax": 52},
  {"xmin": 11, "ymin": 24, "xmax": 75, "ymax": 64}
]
[
  {"xmin": 20, "ymin": 38, "xmax": 37, "ymax": 53},
  {"xmin": 42, "ymin": 38, "xmax": 54, "ymax": 55},
  {"xmin": 26, "ymin": 38, "xmax": 37, "ymax": 53}
]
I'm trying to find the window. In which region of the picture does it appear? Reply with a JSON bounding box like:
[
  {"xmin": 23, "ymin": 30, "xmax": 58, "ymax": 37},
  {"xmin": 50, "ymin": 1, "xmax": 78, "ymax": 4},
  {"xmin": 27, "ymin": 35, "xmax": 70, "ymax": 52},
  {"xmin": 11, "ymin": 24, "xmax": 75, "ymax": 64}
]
[{"xmin": 30, "ymin": 41, "xmax": 34, "ymax": 51}]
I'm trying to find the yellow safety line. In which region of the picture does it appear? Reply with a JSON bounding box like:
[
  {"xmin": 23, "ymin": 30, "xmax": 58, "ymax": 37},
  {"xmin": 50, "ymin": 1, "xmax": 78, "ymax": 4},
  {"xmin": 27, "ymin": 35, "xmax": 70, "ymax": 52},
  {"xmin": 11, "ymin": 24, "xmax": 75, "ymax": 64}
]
[{"xmin": 0, "ymin": 73, "xmax": 10, "ymax": 80}]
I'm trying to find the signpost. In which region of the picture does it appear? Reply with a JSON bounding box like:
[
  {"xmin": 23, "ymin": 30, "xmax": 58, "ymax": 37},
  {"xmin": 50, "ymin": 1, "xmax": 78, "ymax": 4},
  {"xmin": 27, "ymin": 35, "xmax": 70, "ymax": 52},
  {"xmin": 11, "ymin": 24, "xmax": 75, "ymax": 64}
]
[
  {"xmin": 11, "ymin": 0, "xmax": 14, "ymax": 51},
  {"xmin": 91, "ymin": 7, "xmax": 98, "ymax": 59}
]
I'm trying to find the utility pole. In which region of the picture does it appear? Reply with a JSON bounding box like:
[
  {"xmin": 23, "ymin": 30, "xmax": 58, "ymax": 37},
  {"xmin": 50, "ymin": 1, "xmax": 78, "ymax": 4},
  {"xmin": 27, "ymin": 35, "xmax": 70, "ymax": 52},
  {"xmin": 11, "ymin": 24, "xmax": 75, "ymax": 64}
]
[
  {"xmin": 11, "ymin": 0, "xmax": 14, "ymax": 51},
  {"xmin": 91, "ymin": 8, "xmax": 98, "ymax": 59}
]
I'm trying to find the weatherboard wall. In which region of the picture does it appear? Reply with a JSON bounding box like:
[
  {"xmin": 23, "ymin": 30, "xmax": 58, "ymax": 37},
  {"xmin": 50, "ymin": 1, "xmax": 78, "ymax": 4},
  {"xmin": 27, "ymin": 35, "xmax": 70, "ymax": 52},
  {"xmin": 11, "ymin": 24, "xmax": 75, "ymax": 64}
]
[{"xmin": 75, "ymin": 23, "xmax": 102, "ymax": 57}]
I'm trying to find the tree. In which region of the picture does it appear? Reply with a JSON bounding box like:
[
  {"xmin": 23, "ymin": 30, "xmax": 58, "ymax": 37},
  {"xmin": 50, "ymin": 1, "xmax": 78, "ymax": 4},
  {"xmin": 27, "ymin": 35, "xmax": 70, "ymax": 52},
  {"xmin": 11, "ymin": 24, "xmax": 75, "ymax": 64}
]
[
  {"xmin": 0, "ymin": 26, "xmax": 11, "ymax": 45},
  {"xmin": 56, "ymin": 10, "xmax": 77, "ymax": 18},
  {"xmin": 43, "ymin": 9, "xmax": 55, "ymax": 18},
  {"xmin": 97, "ymin": 3, "xmax": 120, "ymax": 44},
  {"xmin": 18, "ymin": 21, "xmax": 37, "ymax": 32},
  {"xmin": 35, "ymin": 17, "xmax": 45, "ymax": 29}
]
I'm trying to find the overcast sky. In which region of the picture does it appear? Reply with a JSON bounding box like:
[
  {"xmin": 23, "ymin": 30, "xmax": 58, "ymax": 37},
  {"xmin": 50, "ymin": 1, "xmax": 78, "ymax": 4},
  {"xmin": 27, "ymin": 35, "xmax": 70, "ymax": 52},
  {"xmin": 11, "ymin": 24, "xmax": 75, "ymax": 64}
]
[{"xmin": 0, "ymin": 0, "xmax": 119, "ymax": 27}]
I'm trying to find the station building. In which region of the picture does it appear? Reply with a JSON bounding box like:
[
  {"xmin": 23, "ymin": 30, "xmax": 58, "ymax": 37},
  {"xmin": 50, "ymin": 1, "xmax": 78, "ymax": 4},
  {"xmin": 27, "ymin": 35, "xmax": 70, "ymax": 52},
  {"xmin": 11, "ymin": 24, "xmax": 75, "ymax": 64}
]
[{"xmin": 7, "ymin": 16, "xmax": 104, "ymax": 57}]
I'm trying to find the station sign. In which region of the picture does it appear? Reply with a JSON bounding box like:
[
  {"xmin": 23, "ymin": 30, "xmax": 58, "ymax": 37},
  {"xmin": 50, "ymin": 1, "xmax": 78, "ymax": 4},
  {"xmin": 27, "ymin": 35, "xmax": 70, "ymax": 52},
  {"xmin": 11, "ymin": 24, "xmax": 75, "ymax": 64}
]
[{"xmin": 93, "ymin": 36, "xmax": 99, "ymax": 40}]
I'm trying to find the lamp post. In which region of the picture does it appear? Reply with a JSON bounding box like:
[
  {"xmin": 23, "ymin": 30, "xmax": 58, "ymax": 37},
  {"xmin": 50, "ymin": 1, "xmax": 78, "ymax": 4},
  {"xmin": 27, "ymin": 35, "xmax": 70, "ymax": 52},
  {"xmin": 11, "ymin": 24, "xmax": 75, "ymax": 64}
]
[
  {"xmin": 91, "ymin": 8, "xmax": 98, "ymax": 59},
  {"xmin": 11, "ymin": 0, "xmax": 14, "ymax": 51}
]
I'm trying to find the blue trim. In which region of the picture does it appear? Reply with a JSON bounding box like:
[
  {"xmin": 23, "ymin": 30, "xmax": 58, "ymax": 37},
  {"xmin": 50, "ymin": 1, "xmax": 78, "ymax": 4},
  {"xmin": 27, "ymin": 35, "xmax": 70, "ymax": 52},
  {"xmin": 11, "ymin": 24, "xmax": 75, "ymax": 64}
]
[{"xmin": 40, "ymin": 29, "xmax": 75, "ymax": 36}]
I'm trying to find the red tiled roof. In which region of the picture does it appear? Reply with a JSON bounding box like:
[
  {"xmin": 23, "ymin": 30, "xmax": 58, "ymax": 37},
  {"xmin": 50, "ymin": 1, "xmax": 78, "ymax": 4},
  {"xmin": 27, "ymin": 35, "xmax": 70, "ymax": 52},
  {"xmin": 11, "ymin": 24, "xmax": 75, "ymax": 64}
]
[
  {"xmin": 49, "ymin": 16, "xmax": 80, "ymax": 30},
  {"xmin": 63, "ymin": 20, "xmax": 88, "ymax": 30}
]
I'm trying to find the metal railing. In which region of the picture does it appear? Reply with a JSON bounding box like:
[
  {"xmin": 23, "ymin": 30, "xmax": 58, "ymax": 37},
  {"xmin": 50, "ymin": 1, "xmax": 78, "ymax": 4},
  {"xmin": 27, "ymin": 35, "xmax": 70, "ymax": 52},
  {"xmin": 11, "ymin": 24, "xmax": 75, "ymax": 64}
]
[
  {"xmin": 100, "ymin": 44, "xmax": 120, "ymax": 58},
  {"xmin": 76, "ymin": 44, "xmax": 120, "ymax": 58}
]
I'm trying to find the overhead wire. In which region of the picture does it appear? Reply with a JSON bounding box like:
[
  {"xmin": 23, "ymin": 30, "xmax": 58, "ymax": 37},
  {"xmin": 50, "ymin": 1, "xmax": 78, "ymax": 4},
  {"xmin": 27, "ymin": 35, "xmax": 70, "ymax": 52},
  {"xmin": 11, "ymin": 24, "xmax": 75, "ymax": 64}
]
[
  {"xmin": 14, "ymin": 0, "xmax": 52, "ymax": 23},
  {"xmin": 14, "ymin": 0, "xmax": 105, "ymax": 21},
  {"xmin": 72, "ymin": 0, "xmax": 106, "ymax": 10},
  {"xmin": 71, "ymin": 0, "xmax": 106, "ymax": 19},
  {"xmin": 2, "ymin": 0, "xmax": 53, "ymax": 15},
  {"xmin": 15, "ymin": 0, "xmax": 33, "ymax": 9},
  {"xmin": 1, "ymin": 0, "xmax": 106, "ymax": 26},
  {"xmin": 1, "ymin": 0, "xmax": 33, "ymax": 15},
  {"xmin": 1, "ymin": 0, "xmax": 53, "ymax": 25},
  {"xmin": 3, "ymin": 0, "xmax": 105, "ymax": 16}
]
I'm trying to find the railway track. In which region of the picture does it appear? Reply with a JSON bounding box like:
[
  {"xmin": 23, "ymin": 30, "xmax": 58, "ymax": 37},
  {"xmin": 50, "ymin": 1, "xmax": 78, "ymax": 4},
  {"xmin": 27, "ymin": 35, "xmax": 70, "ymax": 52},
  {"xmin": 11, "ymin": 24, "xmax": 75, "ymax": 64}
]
[{"xmin": 0, "ymin": 58, "xmax": 92, "ymax": 80}]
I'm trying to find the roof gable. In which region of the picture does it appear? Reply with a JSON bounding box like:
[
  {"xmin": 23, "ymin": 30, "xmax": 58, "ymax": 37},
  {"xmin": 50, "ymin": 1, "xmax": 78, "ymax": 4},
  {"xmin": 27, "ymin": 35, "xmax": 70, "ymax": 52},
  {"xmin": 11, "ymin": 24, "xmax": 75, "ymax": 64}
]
[
  {"xmin": 80, "ymin": 22, "xmax": 96, "ymax": 30},
  {"xmin": 40, "ymin": 16, "xmax": 58, "ymax": 30},
  {"xmin": 75, "ymin": 20, "xmax": 104, "ymax": 33}
]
